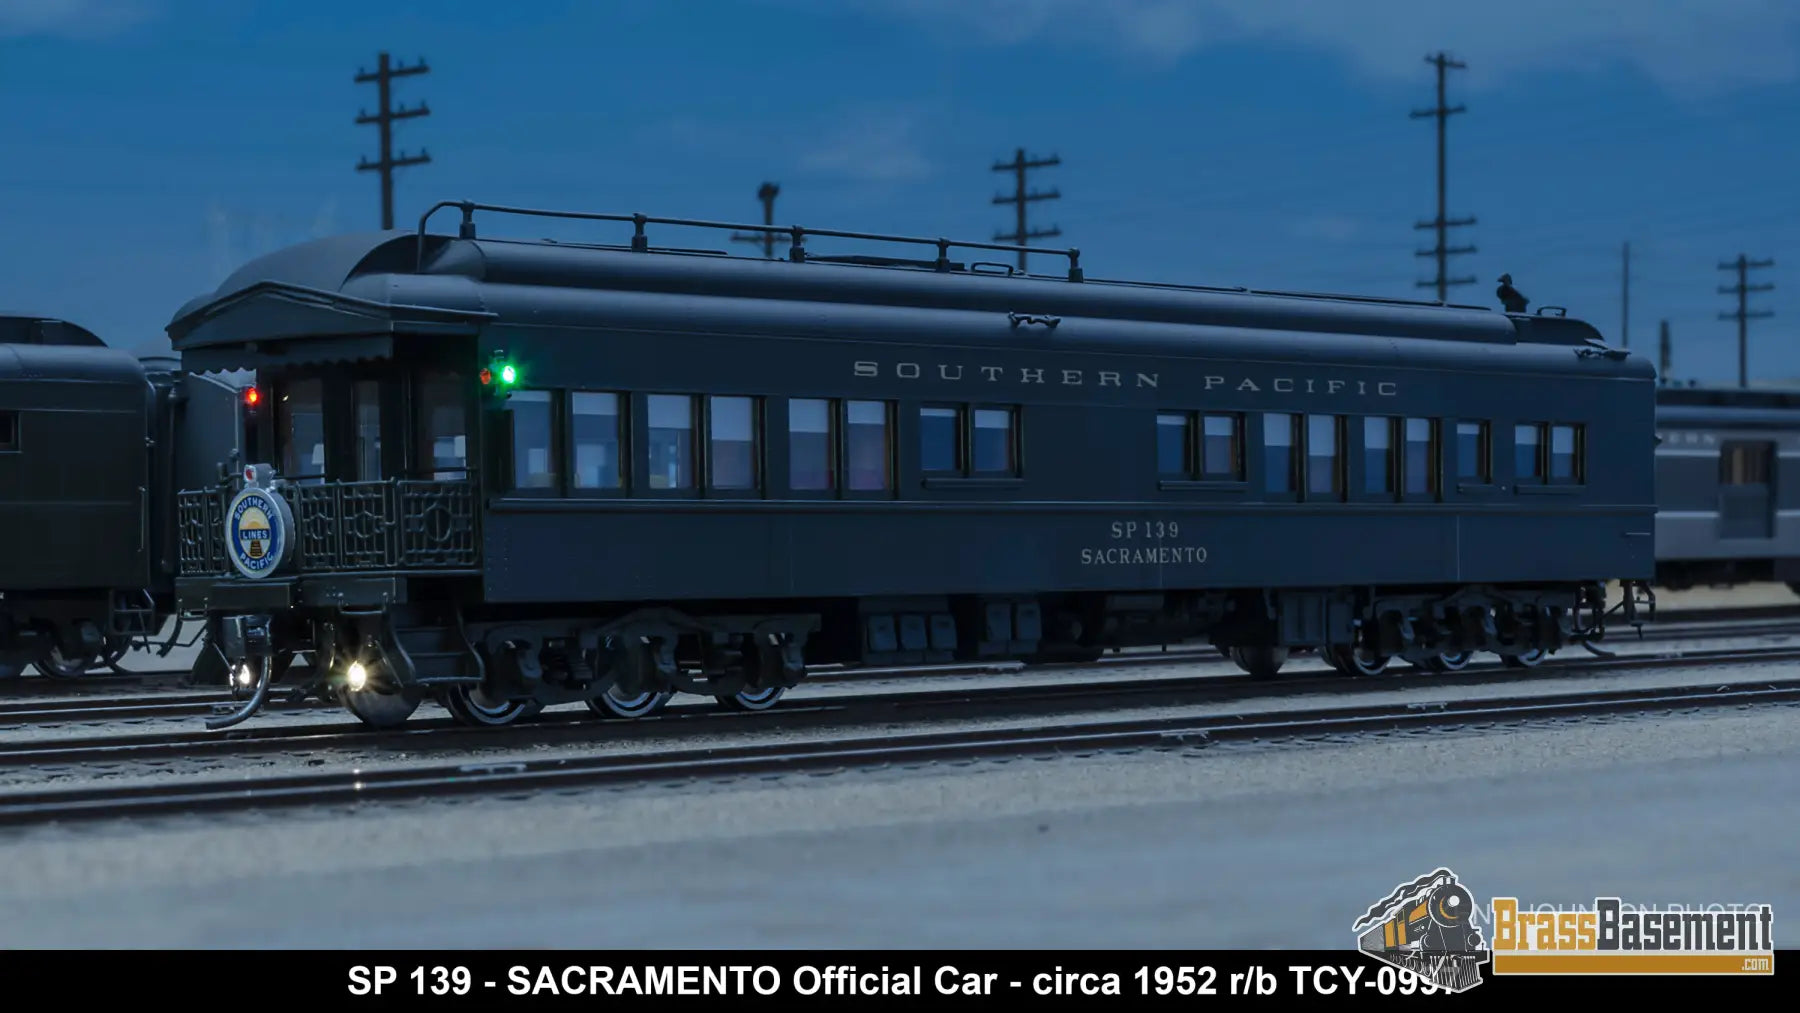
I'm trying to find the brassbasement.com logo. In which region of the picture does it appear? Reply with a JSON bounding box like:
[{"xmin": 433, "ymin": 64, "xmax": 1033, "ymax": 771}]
[{"xmin": 1490, "ymin": 897, "xmax": 1775, "ymax": 975}]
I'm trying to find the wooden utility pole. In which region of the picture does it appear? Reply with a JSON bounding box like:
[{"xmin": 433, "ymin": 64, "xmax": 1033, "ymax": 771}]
[
  {"xmin": 730, "ymin": 182, "xmax": 781, "ymax": 258},
  {"xmin": 1411, "ymin": 53, "xmax": 1475, "ymax": 303},
  {"xmin": 1621, "ymin": 242, "xmax": 1630, "ymax": 348},
  {"xmin": 992, "ymin": 148, "xmax": 1061, "ymax": 272},
  {"xmin": 355, "ymin": 52, "xmax": 432, "ymax": 230},
  {"xmin": 1718, "ymin": 254, "xmax": 1774, "ymax": 387}
]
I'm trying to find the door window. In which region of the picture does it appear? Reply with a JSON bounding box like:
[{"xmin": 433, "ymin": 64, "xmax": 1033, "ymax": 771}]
[{"xmin": 278, "ymin": 377, "xmax": 325, "ymax": 483}]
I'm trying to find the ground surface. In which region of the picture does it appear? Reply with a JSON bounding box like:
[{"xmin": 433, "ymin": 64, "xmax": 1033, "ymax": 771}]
[
  {"xmin": 1, "ymin": 703, "xmax": 1793, "ymax": 949},
  {"xmin": 1, "ymin": 582, "xmax": 1794, "ymax": 949}
]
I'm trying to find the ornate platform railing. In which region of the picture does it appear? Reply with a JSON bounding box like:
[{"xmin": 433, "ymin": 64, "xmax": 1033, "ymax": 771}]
[{"xmin": 177, "ymin": 478, "xmax": 479, "ymax": 576}]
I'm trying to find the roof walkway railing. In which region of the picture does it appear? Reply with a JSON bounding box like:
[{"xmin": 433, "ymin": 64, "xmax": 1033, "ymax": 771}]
[
  {"xmin": 415, "ymin": 200, "xmax": 1086, "ymax": 282},
  {"xmin": 409, "ymin": 200, "xmax": 1588, "ymax": 320}
]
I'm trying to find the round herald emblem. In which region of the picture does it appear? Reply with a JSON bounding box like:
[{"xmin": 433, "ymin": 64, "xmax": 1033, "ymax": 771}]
[{"xmin": 225, "ymin": 485, "xmax": 293, "ymax": 579}]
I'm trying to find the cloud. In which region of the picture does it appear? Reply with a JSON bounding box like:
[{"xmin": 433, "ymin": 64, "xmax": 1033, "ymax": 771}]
[
  {"xmin": 797, "ymin": 106, "xmax": 934, "ymax": 183},
  {"xmin": 0, "ymin": 0, "xmax": 155, "ymax": 39},
  {"xmin": 655, "ymin": 116, "xmax": 727, "ymax": 154},
  {"xmin": 308, "ymin": 196, "xmax": 341, "ymax": 240},
  {"xmin": 204, "ymin": 199, "xmax": 344, "ymax": 283},
  {"xmin": 843, "ymin": 0, "xmax": 1800, "ymax": 94},
  {"xmin": 1288, "ymin": 215, "xmax": 1363, "ymax": 243},
  {"xmin": 652, "ymin": 104, "xmax": 934, "ymax": 184},
  {"xmin": 206, "ymin": 201, "xmax": 233, "ymax": 283}
]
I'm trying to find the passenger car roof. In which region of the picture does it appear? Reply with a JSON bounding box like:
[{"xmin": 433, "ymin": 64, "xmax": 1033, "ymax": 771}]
[
  {"xmin": 163, "ymin": 202, "xmax": 1641, "ymax": 378},
  {"xmin": 0, "ymin": 314, "xmax": 107, "ymax": 347}
]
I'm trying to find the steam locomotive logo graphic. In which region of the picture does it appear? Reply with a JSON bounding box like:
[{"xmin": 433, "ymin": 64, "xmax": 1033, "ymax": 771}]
[
  {"xmin": 225, "ymin": 479, "xmax": 292, "ymax": 580},
  {"xmin": 1352, "ymin": 868, "xmax": 1488, "ymax": 993}
]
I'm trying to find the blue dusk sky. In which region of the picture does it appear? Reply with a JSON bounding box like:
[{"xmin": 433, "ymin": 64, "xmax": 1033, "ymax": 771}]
[{"xmin": 2, "ymin": 0, "xmax": 1798, "ymax": 383}]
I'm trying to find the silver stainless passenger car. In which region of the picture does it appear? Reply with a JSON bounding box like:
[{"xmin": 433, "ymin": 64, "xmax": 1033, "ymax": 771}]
[{"xmin": 1654, "ymin": 384, "xmax": 1800, "ymax": 594}]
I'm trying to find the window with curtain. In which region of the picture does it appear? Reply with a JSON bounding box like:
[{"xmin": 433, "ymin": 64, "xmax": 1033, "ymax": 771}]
[
  {"xmin": 509, "ymin": 390, "xmax": 556, "ymax": 490},
  {"xmin": 647, "ymin": 394, "xmax": 694, "ymax": 490},
  {"xmin": 789, "ymin": 398, "xmax": 834, "ymax": 491},
  {"xmin": 708, "ymin": 396, "xmax": 757, "ymax": 490},
  {"xmin": 571, "ymin": 392, "xmax": 622, "ymax": 489},
  {"xmin": 846, "ymin": 400, "xmax": 890, "ymax": 491}
]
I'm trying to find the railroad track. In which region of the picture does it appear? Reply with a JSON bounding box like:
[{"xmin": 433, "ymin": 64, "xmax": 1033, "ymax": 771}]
[
  {"xmin": 6, "ymin": 640, "xmax": 1800, "ymax": 773},
  {"xmin": 7, "ymin": 612, "xmax": 1800, "ymax": 727},
  {"xmin": 0, "ymin": 689, "xmax": 333, "ymax": 724},
  {"xmin": 1652, "ymin": 602, "xmax": 1800, "ymax": 624},
  {"xmin": 0, "ymin": 670, "xmax": 191, "ymax": 697},
  {"xmin": 3, "ymin": 670, "xmax": 1797, "ymax": 830}
]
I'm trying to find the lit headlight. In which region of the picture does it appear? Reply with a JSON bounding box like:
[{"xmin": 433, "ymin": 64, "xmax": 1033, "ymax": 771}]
[
  {"xmin": 235, "ymin": 665, "xmax": 254, "ymax": 688},
  {"xmin": 346, "ymin": 661, "xmax": 368, "ymax": 692}
]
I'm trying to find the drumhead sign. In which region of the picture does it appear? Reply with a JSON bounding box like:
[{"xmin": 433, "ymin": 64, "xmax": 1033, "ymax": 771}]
[{"xmin": 225, "ymin": 467, "xmax": 293, "ymax": 579}]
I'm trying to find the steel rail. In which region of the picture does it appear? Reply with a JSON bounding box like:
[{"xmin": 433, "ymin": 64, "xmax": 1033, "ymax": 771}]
[{"xmin": 2, "ymin": 675, "xmax": 1796, "ymax": 828}]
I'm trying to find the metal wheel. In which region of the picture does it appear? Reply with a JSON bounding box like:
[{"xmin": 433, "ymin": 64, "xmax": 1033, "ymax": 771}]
[
  {"xmin": 716, "ymin": 685, "xmax": 786, "ymax": 712},
  {"xmin": 1229, "ymin": 646, "xmax": 1289, "ymax": 679},
  {"xmin": 96, "ymin": 636, "xmax": 134, "ymax": 674},
  {"xmin": 1502, "ymin": 647, "xmax": 1546, "ymax": 669},
  {"xmin": 442, "ymin": 684, "xmax": 536, "ymax": 727},
  {"xmin": 1327, "ymin": 644, "xmax": 1391, "ymax": 676},
  {"xmin": 339, "ymin": 686, "xmax": 422, "ymax": 729},
  {"xmin": 1423, "ymin": 650, "xmax": 1474, "ymax": 673},
  {"xmin": 586, "ymin": 684, "xmax": 673, "ymax": 719},
  {"xmin": 33, "ymin": 644, "xmax": 94, "ymax": 679}
]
